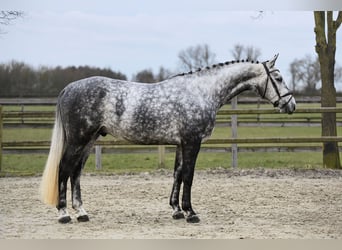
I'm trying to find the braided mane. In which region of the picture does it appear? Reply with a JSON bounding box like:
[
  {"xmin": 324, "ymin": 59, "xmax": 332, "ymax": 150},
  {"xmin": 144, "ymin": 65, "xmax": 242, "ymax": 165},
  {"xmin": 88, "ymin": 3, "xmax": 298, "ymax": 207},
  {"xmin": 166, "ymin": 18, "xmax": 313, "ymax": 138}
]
[{"xmin": 171, "ymin": 59, "xmax": 260, "ymax": 79}]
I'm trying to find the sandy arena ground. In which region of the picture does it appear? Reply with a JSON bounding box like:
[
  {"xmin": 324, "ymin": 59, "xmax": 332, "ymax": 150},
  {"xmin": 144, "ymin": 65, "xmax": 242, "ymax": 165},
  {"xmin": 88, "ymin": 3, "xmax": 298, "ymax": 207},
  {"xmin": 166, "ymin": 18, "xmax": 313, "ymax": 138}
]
[{"xmin": 1, "ymin": 168, "xmax": 342, "ymax": 239}]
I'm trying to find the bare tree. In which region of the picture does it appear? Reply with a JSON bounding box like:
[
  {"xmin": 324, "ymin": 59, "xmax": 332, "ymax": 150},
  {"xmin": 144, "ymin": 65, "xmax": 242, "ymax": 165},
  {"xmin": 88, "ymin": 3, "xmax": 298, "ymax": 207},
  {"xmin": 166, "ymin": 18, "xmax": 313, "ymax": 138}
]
[
  {"xmin": 231, "ymin": 43, "xmax": 261, "ymax": 61},
  {"xmin": 245, "ymin": 46, "xmax": 261, "ymax": 61},
  {"xmin": 231, "ymin": 44, "xmax": 244, "ymax": 60},
  {"xmin": 314, "ymin": 11, "xmax": 342, "ymax": 168},
  {"xmin": 0, "ymin": 11, "xmax": 24, "ymax": 33},
  {"xmin": 155, "ymin": 66, "xmax": 173, "ymax": 82},
  {"xmin": 132, "ymin": 69, "xmax": 155, "ymax": 83},
  {"xmin": 178, "ymin": 44, "xmax": 216, "ymax": 71},
  {"xmin": 288, "ymin": 55, "xmax": 322, "ymax": 95},
  {"xmin": 289, "ymin": 59, "xmax": 302, "ymax": 93},
  {"xmin": 132, "ymin": 66, "xmax": 173, "ymax": 83}
]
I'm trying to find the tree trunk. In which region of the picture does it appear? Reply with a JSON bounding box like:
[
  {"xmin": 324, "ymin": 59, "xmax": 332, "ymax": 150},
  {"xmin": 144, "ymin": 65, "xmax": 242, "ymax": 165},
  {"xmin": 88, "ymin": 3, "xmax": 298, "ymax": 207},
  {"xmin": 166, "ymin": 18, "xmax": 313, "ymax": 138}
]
[
  {"xmin": 314, "ymin": 11, "xmax": 341, "ymax": 168},
  {"xmin": 320, "ymin": 52, "xmax": 340, "ymax": 168}
]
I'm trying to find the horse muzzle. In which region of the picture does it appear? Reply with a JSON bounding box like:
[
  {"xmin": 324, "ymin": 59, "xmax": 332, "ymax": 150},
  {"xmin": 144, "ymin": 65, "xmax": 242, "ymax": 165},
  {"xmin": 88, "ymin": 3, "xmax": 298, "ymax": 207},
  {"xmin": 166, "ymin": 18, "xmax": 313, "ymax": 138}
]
[{"xmin": 278, "ymin": 95, "xmax": 296, "ymax": 115}]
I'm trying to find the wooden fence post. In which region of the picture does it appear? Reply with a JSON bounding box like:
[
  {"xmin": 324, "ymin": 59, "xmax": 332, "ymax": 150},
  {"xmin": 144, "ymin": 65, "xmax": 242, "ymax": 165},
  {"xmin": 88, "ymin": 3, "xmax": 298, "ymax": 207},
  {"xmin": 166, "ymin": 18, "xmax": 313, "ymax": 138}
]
[
  {"xmin": 21, "ymin": 105, "xmax": 24, "ymax": 125},
  {"xmin": 0, "ymin": 106, "xmax": 2, "ymax": 172},
  {"xmin": 158, "ymin": 145, "xmax": 165, "ymax": 168},
  {"xmin": 231, "ymin": 97, "xmax": 238, "ymax": 168},
  {"xmin": 95, "ymin": 145, "xmax": 102, "ymax": 170},
  {"xmin": 257, "ymin": 98, "xmax": 261, "ymax": 122}
]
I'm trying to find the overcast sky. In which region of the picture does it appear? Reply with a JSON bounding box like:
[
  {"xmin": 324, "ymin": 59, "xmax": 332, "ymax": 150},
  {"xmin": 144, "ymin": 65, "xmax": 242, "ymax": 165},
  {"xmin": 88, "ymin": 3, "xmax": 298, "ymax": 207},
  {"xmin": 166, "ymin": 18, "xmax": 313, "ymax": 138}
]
[{"xmin": 1, "ymin": 1, "xmax": 342, "ymax": 89}]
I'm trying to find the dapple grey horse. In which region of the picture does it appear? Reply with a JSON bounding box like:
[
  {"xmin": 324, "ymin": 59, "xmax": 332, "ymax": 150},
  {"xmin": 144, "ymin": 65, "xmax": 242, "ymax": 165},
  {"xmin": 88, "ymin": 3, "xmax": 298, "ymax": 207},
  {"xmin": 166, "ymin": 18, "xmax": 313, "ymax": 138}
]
[{"xmin": 40, "ymin": 54, "xmax": 296, "ymax": 223}]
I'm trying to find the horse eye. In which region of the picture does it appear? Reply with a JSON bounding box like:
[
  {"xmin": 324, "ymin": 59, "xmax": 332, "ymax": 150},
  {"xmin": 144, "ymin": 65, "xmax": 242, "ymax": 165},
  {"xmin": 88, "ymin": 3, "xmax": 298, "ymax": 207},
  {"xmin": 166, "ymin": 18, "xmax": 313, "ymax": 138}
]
[{"xmin": 275, "ymin": 76, "xmax": 283, "ymax": 82}]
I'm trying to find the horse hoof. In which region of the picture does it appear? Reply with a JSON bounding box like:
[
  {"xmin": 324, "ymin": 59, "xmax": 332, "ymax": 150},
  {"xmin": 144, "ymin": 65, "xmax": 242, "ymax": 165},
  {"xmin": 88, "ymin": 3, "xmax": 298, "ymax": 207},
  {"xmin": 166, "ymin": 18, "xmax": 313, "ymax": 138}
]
[
  {"xmin": 172, "ymin": 211, "xmax": 185, "ymax": 220},
  {"xmin": 58, "ymin": 215, "xmax": 72, "ymax": 224},
  {"xmin": 186, "ymin": 214, "xmax": 200, "ymax": 223},
  {"xmin": 77, "ymin": 215, "xmax": 90, "ymax": 222}
]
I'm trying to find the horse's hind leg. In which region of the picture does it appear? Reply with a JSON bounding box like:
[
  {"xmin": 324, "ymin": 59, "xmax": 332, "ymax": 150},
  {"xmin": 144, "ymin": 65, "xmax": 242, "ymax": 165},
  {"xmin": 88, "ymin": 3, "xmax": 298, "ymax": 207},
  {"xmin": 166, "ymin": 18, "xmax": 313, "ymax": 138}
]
[
  {"xmin": 70, "ymin": 166, "xmax": 89, "ymax": 222},
  {"xmin": 57, "ymin": 164, "xmax": 71, "ymax": 223},
  {"xmin": 57, "ymin": 143, "xmax": 93, "ymax": 223},
  {"xmin": 70, "ymin": 145, "xmax": 94, "ymax": 222}
]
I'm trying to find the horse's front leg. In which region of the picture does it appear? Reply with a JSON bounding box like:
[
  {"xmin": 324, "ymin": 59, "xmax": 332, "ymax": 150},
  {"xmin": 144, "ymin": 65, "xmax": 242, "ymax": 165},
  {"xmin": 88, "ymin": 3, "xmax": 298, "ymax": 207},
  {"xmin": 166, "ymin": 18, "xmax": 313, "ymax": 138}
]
[
  {"xmin": 170, "ymin": 144, "xmax": 185, "ymax": 219},
  {"xmin": 181, "ymin": 139, "xmax": 201, "ymax": 223}
]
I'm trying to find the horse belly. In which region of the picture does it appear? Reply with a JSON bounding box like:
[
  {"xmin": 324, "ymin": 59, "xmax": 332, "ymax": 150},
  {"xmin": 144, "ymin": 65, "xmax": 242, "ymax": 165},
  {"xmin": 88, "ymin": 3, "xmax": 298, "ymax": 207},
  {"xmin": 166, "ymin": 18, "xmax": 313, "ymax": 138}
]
[
  {"xmin": 121, "ymin": 120, "xmax": 181, "ymax": 145},
  {"xmin": 103, "ymin": 110, "xmax": 181, "ymax": 145}
]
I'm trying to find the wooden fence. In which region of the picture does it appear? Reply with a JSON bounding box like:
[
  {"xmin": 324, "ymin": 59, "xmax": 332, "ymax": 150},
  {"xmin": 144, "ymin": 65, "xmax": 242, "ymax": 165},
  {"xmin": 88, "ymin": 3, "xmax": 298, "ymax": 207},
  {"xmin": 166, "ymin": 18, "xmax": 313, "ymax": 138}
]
[
  {"xmin": 1, "ymin": 104, "xmax": 342, "ymax": 171},
  {"xmin": 0, "ymin": 96, "xmax": 341, "ymax": 105}
]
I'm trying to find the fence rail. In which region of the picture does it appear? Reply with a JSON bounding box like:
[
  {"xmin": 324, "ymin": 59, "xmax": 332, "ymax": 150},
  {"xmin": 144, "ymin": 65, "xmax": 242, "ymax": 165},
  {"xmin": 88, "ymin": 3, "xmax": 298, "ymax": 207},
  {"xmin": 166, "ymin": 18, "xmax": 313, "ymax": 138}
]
[
  {"xmin": 1, "ymin": 96, "xmax": 342, "ymax": 105},
  {"xmin": 1, "ymin": 105, "xmax": 342, "ymax": 170},
  {"xmin": 3, "ymin": 107, "xmax": 340, "ymax": 117},
  {"xmin": 3, "ymin": 136, "xmax": 342, "ymax": 148},
  {"xmin": 2, "ymin": 110, "xmax": 342, "ymax": 131}
]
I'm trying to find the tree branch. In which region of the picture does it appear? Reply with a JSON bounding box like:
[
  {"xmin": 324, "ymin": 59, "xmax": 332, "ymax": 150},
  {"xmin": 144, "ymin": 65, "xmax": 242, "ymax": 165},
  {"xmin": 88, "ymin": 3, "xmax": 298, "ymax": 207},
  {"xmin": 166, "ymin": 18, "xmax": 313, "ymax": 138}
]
[
  {"xmin": 0, "ymin": 11, "xmax": 24, "ymax": 34},
  {"xmin": 0, "ymin": 11, "xmax": 24, "ymax": 25},
  {"xmin": 336, "ymin": 11, "xmax": 342, "ymax": 29},
  {"xmin": 327, "ymin": 11, "xmax": 334, "ymax": 46}
]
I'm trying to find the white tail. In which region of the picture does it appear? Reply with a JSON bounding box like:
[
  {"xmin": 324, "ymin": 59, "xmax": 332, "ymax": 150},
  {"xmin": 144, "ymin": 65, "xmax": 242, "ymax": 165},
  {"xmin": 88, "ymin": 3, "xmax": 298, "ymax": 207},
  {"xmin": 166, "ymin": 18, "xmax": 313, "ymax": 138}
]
[{"xmin": 40, "ymin": 109, "xmax": 65, "ymax": 206}]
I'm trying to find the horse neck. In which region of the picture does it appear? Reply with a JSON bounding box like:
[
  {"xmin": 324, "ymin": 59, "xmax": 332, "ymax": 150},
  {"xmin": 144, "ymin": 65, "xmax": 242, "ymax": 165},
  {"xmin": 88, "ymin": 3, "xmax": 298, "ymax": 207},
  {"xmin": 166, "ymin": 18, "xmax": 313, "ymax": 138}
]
[{"xmin": 188, "ymin": 63, "xmax": 265, "ymax": 109}]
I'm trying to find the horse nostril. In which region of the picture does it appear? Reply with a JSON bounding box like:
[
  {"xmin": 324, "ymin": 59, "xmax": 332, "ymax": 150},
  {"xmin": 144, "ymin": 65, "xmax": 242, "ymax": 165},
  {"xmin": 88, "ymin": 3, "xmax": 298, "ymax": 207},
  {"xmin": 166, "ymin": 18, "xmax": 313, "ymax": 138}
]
[{"xmin": 288, "ymin": 104, "xmax": 296, "ymax": 115}]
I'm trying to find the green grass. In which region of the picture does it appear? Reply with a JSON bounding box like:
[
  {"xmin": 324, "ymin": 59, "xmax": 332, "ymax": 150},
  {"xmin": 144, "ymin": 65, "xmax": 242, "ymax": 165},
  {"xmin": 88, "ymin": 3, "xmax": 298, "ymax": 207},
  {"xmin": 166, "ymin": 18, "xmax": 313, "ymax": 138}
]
[
  {"xmin": 3, "ymin": 128, "xmax": 52, "ymax": 141},
  {"xmin": 1, "ymin": 154, "xmax": 47, "ymax": 176},
  {"xmin": 2, "ymin": 105, "xmax": 56, "ymax": 112},
  {"xmin": 2, "ymin": 151, "xmax": 331, "ymax": 177},
  {"xmin": 1, "ymin": 103, "xmax": 342, "ymax": 176},
  {"xmin": 88, "ymin": 151, "xmax": 329, "ymax": 172},
  {"xmin": 2, "ymin": 126, "xmax": 329, "ymax": 142}
]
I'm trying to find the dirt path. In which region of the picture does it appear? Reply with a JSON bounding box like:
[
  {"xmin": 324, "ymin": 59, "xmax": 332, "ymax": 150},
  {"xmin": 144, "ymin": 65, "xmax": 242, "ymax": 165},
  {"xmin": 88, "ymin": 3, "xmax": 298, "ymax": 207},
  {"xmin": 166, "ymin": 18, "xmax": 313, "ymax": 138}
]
[{"xmin": 1, "ymin": 169, "xmax": 342, "ymax": 239}]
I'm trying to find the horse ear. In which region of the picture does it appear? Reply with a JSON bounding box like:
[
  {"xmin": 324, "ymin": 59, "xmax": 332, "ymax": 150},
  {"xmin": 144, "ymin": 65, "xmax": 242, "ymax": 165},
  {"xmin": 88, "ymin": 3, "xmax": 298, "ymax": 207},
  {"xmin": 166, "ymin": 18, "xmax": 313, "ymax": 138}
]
[{"xmin": 268, "ymin": 53, "xmax": 279, "ymax": 68}]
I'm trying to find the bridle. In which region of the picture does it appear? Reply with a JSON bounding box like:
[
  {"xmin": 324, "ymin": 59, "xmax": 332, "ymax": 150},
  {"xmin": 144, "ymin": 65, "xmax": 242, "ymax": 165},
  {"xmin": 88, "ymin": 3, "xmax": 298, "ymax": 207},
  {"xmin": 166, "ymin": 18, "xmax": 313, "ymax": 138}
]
[{"xmin": 261, "ymin": 62, "xmax": 293, "ymax": 108}]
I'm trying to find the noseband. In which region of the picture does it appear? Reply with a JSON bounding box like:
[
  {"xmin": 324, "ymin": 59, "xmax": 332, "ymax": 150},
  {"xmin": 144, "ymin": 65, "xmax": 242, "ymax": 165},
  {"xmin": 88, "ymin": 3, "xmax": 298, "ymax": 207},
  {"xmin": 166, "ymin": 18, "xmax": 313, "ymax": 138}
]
[{"xmin": 261, "ymin": 62, "xmax": 293, "ymax": 108}]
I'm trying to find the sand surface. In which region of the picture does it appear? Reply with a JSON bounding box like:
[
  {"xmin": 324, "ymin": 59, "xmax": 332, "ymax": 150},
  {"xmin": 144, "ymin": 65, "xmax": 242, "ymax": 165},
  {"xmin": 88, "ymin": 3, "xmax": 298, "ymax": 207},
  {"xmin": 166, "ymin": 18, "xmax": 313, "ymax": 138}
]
[{"xmin": 1, "ymin": 169, "xmax": 342, "ymax": 239}]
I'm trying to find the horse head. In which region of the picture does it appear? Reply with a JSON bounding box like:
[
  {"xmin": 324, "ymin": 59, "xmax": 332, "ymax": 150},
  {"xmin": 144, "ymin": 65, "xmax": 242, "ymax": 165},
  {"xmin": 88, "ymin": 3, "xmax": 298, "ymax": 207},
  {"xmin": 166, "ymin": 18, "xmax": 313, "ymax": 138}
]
[{"xmin": 258, "ymin": 54, "xmax": 296, "ymax": 114}]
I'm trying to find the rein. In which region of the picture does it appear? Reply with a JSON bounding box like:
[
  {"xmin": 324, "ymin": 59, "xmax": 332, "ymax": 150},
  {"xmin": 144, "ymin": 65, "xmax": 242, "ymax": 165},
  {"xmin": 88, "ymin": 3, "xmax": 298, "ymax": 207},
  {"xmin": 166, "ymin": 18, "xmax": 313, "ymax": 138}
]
[{"xmin": 262, "ymin": 62, "xmax": 293, "ymax": 108}]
